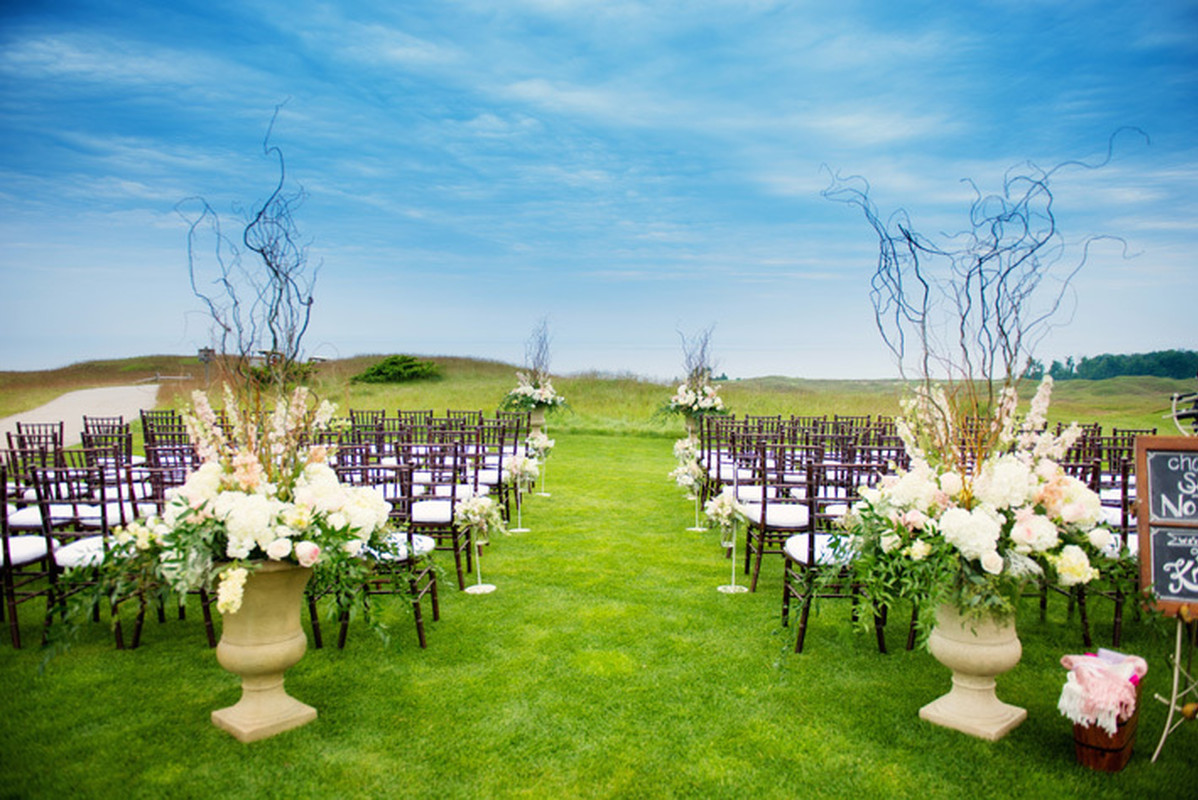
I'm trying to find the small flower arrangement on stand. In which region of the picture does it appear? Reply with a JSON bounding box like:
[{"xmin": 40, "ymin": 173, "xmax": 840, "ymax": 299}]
[
  {"xmin": 705, "ymin": 485, "xmax": 749, "ymax": 593},
  {"xmin": 669, "ymin": 436, "xmax": 706, "ymax": 532},
  {"xmin": 526, "ymin": 430, "xmax": 555, "ymax": 497},
  {"xmin": 503, "ymin": 454, "xmax": 539, "ymax": 533},
  {"xmin": 455, "ymin": 494, "xmax": 506, "ymax": 595}
]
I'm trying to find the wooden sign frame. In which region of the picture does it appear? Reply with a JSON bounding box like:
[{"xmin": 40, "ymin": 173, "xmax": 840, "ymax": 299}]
[{"xmin": 1137, "ymin": 435, "xmax": 1198, "ymax": 617}]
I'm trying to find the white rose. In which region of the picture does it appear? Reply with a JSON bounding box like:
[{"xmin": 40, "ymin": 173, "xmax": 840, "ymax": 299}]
[
  {"xmin": 880, "ymin": 534, "xmax": 902, "ymax": 553},
  {"xmin": 907, "ymin": 540, "xmax": 932, "ymax": 561},
  {"xmin": 939, "ymin": 472, "xmax": 963, "ymax": 498},
  {"xmin": 265, "ymin": 537, "xmax": 293, "ymax": 560},
  {"xmin": 1087, "ymin": 527, "xmax": 1115, "ymax": 552},
  {"xmin": 980, "ymin": 551, "xmax": 1004, "ymax": 575}
]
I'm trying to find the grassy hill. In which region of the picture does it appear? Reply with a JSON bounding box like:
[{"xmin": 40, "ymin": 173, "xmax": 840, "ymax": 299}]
[{"xmin": 1, "ymin": 354, "xmax": 1188, "ymax": 434}]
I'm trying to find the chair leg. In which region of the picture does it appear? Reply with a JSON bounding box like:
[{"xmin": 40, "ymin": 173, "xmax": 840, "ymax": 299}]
[
  {"xmin": 130, "ymin": 597, "xmax": 146, "ymax": 649},
  {"xmin": 1077, "ymin": 587, "xmax": 1093, "ymax": 650},
  {"xmin": 410, "ymin": 576, "xmax": 427, "ymax": 649},
  {"xmin": 1112, "ymin": 590, "xmax": 1124, "ymax": 648},
  {"xmin": 873, "ymin": 604, "xmax": 887, "ymax": 654},
  {"xmin": 795, "ymin": 585, "xmax": 814, "ymax": 653},
  {"xmin": 199, "ymin": 589, "xmax": 217, "ymax": 648},
  {"xmin": 4, "ymin": 585, "xmax": 21, "ymax": 649},
  {"xmin": 781, "ymin": 567, "xmax": 792, "ymax": 626},
  {"xmin": 452, "ymin": 545, "xmax": 466, "ymax": 590},
  {"xmin": 749, "ymin": 543, "xmax": 766, "ymax": 593},
  {"xmin": 336, "ymin": 606, "xmax": 350, "ymax": 649},
  {"xmin": 308, "ymin": 594, "xmax": 324, "ymax": 649},
  {"xmin": 1039, "ymin": 581, "xmax": 1048, "ymax": 622},
  {"xmin": 429, "ymin": 569, "xmax": 440, "ymax": 622},
  {"xmin": 113, "ymin": 603, "xmax": 125, "ymax": 650}
]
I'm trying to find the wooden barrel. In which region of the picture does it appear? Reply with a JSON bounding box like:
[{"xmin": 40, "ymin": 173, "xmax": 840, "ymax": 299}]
[{"xmin": 1073, "ymin": 709, "xmax": 1139, "ymax": 772}]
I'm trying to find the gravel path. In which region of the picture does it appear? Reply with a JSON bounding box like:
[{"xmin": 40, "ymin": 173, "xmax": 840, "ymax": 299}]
[{"xmin": 0, "ymin": 384, "xmax": 161, "ymax": 446}]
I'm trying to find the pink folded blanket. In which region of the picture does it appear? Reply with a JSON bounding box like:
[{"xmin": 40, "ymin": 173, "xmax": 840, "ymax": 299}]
[{"xmin": 1058, "ymin": 649, "xmax": 1148, "ymax": 736}]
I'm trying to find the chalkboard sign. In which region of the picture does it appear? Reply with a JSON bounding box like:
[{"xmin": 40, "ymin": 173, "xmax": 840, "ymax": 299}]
[{"xmin": 1138, "ymin": 437, "xmax": 1198, "ymax": 616}]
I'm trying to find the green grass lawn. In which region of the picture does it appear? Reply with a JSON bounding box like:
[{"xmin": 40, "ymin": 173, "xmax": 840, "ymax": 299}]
[{"xmin": 2, "ymin": 428, "xmax": 1196, "ymax": 798}]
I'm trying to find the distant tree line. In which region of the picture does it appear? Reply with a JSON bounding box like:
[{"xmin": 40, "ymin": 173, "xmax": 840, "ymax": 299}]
[{"xmin": 1023, "ymin": 350, "xmax": 1198, "ymax": 380}]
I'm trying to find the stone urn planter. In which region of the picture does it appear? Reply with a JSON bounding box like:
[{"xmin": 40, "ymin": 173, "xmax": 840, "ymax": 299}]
[
  {"xmin": 529, "ymin": 405, "xmax": 546, "ymax": 436},
  {"xmin": 211, "ymin": 562, "xmax": 317, "ymax": 743},
  {"xmin": 919, "ymin": 604, "xmax": 1027, "ymax": 741}
]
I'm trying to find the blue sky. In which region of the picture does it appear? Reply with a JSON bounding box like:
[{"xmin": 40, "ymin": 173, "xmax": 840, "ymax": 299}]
[{"xmin": 1, "ymin": 0, "xmax": 1194, "ymax": 379}]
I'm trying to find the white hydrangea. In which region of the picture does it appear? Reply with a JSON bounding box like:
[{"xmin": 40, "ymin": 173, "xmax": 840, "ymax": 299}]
[
  {"xmin": 973, "ymin": 453, "xmax": 1036, "ymax": 509},
  {"xmin": 938, "ymin": 506, "xmax": 1001, "ymax": 562}
]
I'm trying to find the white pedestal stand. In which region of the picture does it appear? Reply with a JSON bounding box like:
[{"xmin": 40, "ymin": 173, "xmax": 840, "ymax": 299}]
[
  {"xmin": 718, "ymin": 523, "xmax": 748, "ymax": 594},
  {"xmin": 509, "ymin": 486, "xmax": 530, "ymax": 533},
  {"xmin": 686, "ymin": 494, "xmax": 705, "ymax": 532},
  {"xmin": 463, "ymin": 528, "xmax": 496, "ymax": 595}
]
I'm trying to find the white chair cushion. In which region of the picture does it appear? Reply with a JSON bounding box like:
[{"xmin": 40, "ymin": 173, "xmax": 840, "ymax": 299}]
[
  {"xmin": 411, "ymin": 499, "xmax": 454, "ymax": 525},
  {"xmin": 824, "ymin": 502, "xmax": 849, "ymax": 519},
  {"xmin": 475, "ymin": 468, "xmax": 501, "ymax": 486},
  {"xmin": 742, "ymin": 502, "xmax": 809, "ymax": 529},
  {"xmin": 373, "ymin": 532, "xmax": 437, "ymax": 562},
  {"xmin": 784, "ymin": 533, "xmax": 838, "ymax": 565},
  {"xmin": 54, "ymin": 536, "xmax": 106, "ymax": 569},
  {"xmin": 11, "ymin": 503, "xmax": 106, "ymax": 530},
  {"xmin": 1, "ymin": 535, "xmax": 50, "ymax": 566}
]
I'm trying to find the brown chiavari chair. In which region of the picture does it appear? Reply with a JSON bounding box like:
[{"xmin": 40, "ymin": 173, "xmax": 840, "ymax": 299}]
[
  {"xmin": 309, "ymin": 461, "xmax": 439, "ymax": 649},
  {"xmin": 2, "ymin": 464, "xmax": 55, "ymax": 648},
  {"xmin": 30, "ymin": 450, "xmax": 146, "ymax": 648},
  {"xmin": 741, "ymin": 438, "xmax": 822, "ymax": 592},
  {"xmin": 782, "ymin": 460, "xmax": 890, "ymax": 653}
]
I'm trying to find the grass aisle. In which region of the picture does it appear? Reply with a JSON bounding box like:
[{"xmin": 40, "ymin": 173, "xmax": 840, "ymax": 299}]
[{"xmin": 1, "ymin": 432, "xmax": 1195, "ymax": 798}]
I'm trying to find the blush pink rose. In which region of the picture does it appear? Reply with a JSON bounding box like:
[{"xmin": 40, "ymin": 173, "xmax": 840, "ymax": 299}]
[{"xmin": 294, "ymin": 540, "xmax": 321, "ymax": 567}]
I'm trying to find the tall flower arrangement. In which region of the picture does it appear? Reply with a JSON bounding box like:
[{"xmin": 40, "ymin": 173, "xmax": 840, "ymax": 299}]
[
  {"xmin": 500, "ymin": 371, "xmax": 568, "ymax": 413},
  {"xmin": 110, "ymin": 386, "xmax": 394, "ymax": 615},
  {"xmin": 839, "ymin": 377, "xmax": 1125, "ymax": 636},
  {"xmin": 666, "ymin": 381, "xmax": 726, "ymax": 418}
]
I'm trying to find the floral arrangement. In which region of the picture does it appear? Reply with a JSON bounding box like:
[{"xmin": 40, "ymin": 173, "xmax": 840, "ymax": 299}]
[
  {"xmin": 108, "ymin": 386, "xmax": 394, "ymax": 615},
  {"xmin": 838, "ymin": 377, "xmax": 1127, "ymax": 635},
  {"xmin": 455, "ymin": 494, "xmax": 506, "ymax": 545},
  {"xmin": 500, "ymin": 371, "xmax": 568, "ymax": 413},
  {"xmin": 669, "ymin": 436, "xmax": 704, "ymax": 498},
  {"xmin": 665, "ymin": 381, "xmax": 726, "ymax": 417},
  {"xmin": 1058, "ymin": 649, "xmax": 1147, "ymax": 735},
  {"xmin": 525, "ymin": 431, "xmax": 555, "ymax": 461},
  {"xmin": 504, "ymin": 454, "xmax": 540, "ymax": 492},
  {"xmin": 704, "ymin": 485, "xmax": 748, "ymax": 545}
]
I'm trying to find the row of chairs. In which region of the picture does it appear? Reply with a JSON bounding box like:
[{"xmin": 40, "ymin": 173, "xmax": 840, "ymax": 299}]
[
  {"xmin": 695, "ymin": 414, "xmax": 1155, "ymax": 652},
  {"xmin": 696, "ymin": 416, "xmax": 897, "ymax": 652},
  {"xmin": 3, "ymin": 407, "xmax": 535, "ymax": 652}
]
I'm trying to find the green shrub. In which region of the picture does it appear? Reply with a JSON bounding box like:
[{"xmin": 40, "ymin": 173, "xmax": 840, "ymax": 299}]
[{"xmin": 351, "ymin": 354, "xmax": 441, "ymax": 384}]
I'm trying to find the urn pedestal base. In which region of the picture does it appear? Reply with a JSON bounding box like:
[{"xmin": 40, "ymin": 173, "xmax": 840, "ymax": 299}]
[{"xmin": 919, "ymin": 681, "xmax": 1027, "ymax": 741}]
